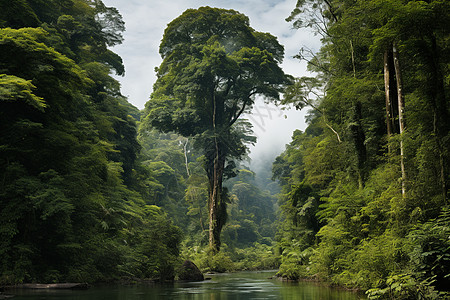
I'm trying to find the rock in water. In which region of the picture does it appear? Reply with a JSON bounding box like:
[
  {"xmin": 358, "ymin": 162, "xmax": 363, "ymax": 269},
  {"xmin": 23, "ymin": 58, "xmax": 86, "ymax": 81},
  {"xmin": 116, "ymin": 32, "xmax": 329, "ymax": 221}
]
[{"xmin": 178, "ymin": 260, "xmax": 204, "ymax": 282}]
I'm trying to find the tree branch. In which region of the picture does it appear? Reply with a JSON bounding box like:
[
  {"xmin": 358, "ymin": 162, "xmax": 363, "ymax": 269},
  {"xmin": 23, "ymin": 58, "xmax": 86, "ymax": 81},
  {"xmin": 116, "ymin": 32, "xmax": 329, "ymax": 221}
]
[
  {"xmin": 323, "ymin": 0, "xmax": 338, "ymax": 23},
  {"xmin": 324, "ymin": 119, "xmax": 342, "ymax": 143},
  {"xmin": 229, "ymin": 90, "xmax": 257, "ymax": 127},
  {"xmin": 300, "ymin": 97, "xmax": 341, "ymax": 143},
  {"xmin": 295, "ymin": 47, "xmax": 334, "ymax": 76}
]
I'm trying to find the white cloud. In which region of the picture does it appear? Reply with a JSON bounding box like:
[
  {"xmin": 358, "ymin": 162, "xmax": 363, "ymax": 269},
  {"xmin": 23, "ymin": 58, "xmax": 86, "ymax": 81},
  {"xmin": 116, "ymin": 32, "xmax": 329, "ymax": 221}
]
[{"xmin": 102, "ymin": 0, "xmax": 321, "ymax": 160}]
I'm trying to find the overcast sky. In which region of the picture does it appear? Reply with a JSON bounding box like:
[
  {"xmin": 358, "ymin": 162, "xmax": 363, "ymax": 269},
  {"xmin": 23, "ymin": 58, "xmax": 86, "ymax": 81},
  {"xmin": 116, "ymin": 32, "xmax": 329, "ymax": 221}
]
[{"xmin": 101, "ymin": 0, "xmax": 321, "ymax": 161}]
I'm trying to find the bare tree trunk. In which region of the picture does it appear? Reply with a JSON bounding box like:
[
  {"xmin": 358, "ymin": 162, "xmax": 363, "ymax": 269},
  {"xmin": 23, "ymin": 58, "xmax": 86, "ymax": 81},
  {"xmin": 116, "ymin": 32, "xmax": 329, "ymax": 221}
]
[
  {"xmin": 384, "ymin": 49, "xmax": 400, "ymax": 136},
  {"xmin": 393, "ymin": 44, "xmax": 406, "ymax": 198},
  {"xmin": 208, "ymin": 91, "xmax": 226, "ymax": 253},
  {"xmin": 350, "ymin": 40, "xmax": 356, "ymax": 78},
  {"xmin": 208, "ymin": 162, "xmax": 219, "ymax": 253},
  {"xmin": 384, "ymin": 50, "xmax": 393, "ymax": 138},
  {"xmin": 183, "ymin": 138, "xmax": 190, "ymax": 177}
]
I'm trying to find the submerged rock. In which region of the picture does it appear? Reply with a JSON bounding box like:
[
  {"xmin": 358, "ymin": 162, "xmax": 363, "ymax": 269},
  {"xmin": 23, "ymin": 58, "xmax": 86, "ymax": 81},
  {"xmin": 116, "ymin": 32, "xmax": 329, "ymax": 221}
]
[{"xmin": 178, "ymin": 260, "xmax": 204, "ymax": 282}]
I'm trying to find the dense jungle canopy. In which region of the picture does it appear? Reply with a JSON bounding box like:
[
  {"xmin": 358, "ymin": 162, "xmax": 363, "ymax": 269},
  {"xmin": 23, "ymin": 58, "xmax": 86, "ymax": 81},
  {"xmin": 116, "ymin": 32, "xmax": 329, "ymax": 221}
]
[{"xmin": 0, "ymin": 0, "xmax": 449, "ymax": 299}]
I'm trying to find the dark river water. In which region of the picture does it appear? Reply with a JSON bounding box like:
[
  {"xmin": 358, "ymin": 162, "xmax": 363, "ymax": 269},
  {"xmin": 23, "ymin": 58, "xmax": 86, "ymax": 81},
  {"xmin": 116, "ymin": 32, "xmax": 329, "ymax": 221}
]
[{"xmin": 6, "ymin": 271, "xmax": 362, "ymax": 299}]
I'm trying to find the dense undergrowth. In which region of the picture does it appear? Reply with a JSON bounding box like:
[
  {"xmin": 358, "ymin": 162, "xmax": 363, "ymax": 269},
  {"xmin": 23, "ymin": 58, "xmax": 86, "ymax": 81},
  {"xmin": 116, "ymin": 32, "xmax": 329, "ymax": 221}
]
[
  {"xmin": 1, "ymin": 2, "xmax": 449, "ymax": 299},
  {"xmin": 273, "ymin": 1, "xmax": 450, "ymax": 298}
]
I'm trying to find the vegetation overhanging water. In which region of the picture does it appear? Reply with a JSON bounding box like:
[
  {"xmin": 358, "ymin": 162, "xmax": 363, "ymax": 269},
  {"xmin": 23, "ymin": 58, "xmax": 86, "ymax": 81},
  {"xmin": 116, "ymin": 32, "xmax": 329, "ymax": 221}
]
[
  {"xmin": 0, "ymin": 1, "xmax": 449, "ymax": 299},
  {"xmin": 5, "ymin": 271, "xmax": 362, "ymax": 300}
]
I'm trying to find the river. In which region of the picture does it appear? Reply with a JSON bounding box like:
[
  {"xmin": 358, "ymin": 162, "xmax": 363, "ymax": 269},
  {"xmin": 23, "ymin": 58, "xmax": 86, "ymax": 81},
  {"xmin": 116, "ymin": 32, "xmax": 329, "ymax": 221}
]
[{"xmin": 6, "ymin": 271, "xmax": 362, "ymax": 299}]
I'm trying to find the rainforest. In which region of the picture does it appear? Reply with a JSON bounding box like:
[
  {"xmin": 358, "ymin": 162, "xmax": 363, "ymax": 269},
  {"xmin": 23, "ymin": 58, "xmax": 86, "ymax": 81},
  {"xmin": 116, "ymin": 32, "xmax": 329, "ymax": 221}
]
[{"xmin": 0, "ymin": 0, "xmax": 449, "ymax": 299}]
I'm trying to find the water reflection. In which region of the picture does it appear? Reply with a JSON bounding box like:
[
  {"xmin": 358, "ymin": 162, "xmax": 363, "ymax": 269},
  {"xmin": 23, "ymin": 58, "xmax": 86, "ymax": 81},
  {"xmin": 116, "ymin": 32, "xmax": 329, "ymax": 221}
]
[{"xmin": 8, "ymin": 271, "xmax": 361, "ymax": 300}]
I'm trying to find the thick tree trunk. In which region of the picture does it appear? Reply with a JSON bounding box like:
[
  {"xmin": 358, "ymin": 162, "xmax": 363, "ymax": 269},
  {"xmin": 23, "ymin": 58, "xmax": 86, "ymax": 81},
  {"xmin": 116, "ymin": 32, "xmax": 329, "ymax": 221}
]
[
  {"xmin": 393, "ymin": 44, "xmax": 406, "ymax": 198},
  {"xmin": 208, "ymin": 91, "xmax": 227, "ymax": 253},
  {"xmin": 207, "ymin": 151, "xmax": 225, "ymax": 253},
  {"xmin": 384, "ymin": 49, "xmax": 399, "ymax": 138},
  {"xmin": 429, "ymin": 35, "xmax": 449, "ymax": 203},
  {"xmin": 384, "ymin": 50, "xmax": 393, "ymax": 137}
]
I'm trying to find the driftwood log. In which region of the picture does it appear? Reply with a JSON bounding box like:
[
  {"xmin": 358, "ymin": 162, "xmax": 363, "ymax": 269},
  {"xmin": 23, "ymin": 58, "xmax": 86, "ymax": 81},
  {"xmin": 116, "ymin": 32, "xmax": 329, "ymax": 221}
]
[{"xmin": 6, "ymin": 283, "xmax": 89, "ymax": 290}]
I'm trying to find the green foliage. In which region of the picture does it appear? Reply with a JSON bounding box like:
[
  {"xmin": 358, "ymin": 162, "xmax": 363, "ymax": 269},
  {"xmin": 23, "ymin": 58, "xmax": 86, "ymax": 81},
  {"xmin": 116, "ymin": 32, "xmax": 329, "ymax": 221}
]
[
  {"xmin": 182, "ymin": 242, "xmax": 279, "ymax": 273},
  {"xmin": 143, "ymin": 6, "xmax": 288, "ymax": 164},
  {"xmin": 0, "ymin": 74, "xmax": 45, "ymax": 110},
  {"xmin": 142, "ymin": 6, "xmax": 290, "ymax": 251},
  {"xmin": 137, "ymin": 129, "xmax": 193, "ymax": 229},
  {"xmin": 232, "ymin": 243, "xmax": 280, "ymax": 271},
  {"xmin": 408, "ymin": 207, "xmax": 450, "ymax": 295},
  {"xmin": 175, "ymin": 163, "xmax": 280, "ymax": 272},
  {"xmin": 222, "ymin": 169, "xmax": 278, "ymax": 247},
  {"xmin": 119, "ymin": 205, "xmax": 182, "ymax": 281},
  {"xmin": 275, "ymin": 0, "xmax": 450, "ymax": 296},
  {"xmin": 201, "ymin": 250, "xmax": 236, "ymax": 273},
  {"xmin": 0, "ymin": 0, "xmax": 182, "ymax": 284},
  {"xmin": 277, "ymin": 245, "xmax": 314, "ymax": 280}
]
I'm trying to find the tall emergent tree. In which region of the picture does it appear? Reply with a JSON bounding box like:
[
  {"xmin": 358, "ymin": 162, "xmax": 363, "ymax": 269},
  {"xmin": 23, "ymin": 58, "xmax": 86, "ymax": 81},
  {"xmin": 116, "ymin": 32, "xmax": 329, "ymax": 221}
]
[{"xmin": 142, "ymin": 7, "xmax": 290, "ymax": 252}]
